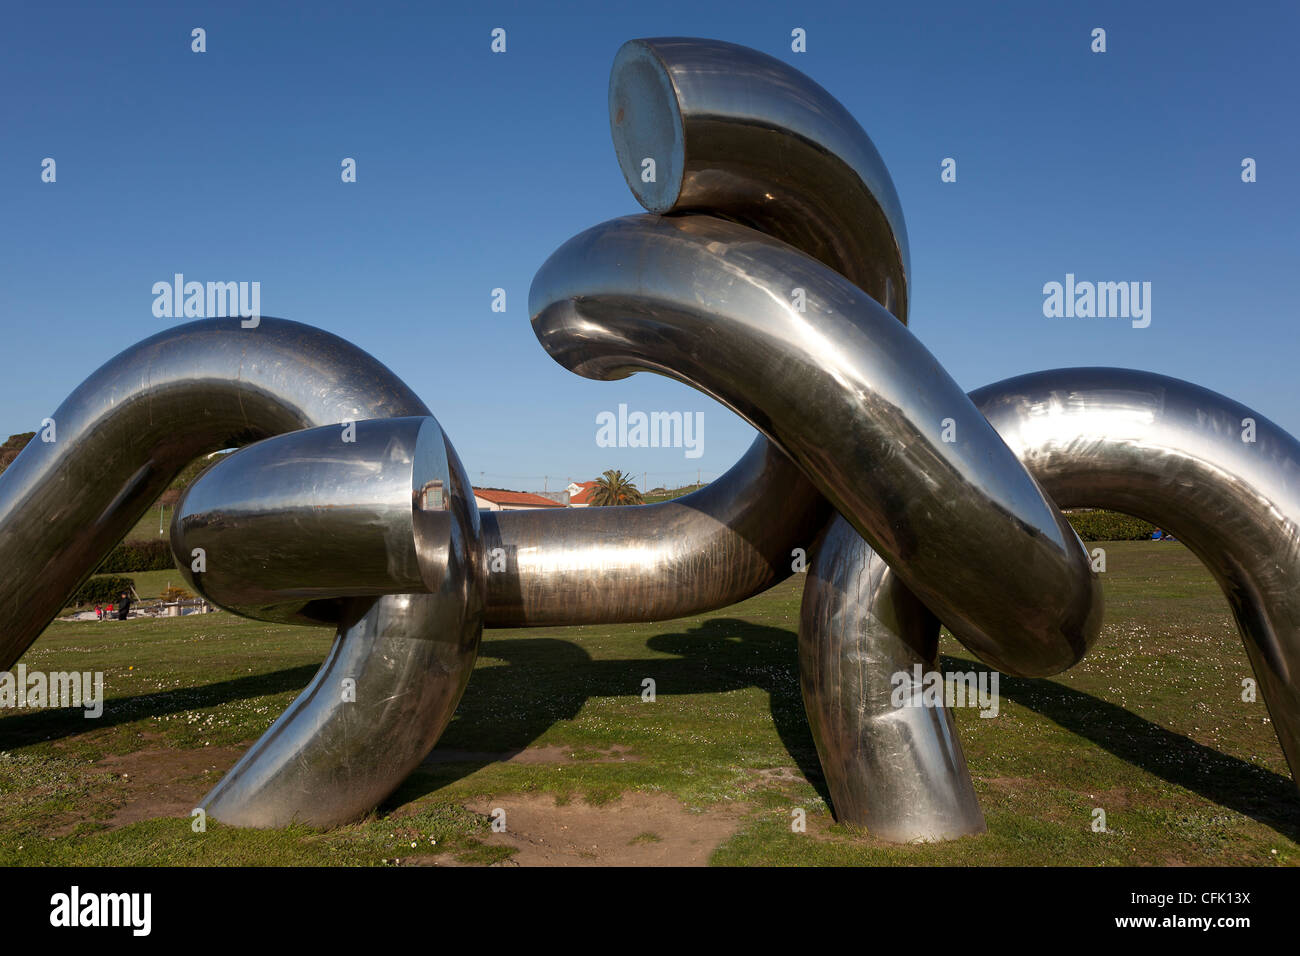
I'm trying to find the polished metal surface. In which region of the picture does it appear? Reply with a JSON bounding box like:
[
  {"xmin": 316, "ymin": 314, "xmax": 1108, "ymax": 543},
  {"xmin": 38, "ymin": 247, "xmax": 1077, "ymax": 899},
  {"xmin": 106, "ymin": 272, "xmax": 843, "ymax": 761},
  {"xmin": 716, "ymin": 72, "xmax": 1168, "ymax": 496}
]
[
  {"xmin": 973, "ymin": 368, "xmax": 1300, "ymax": 784},
  {"xmin": 529, "ymin": 212, "xmax": 1103, "ymax": 680},
  {"xmin": 0, "ymin": 317, "xmax": 429, "ymax": 668},
  {"xmin": 172, "ymin": 416, "xmax": 456, "ymax": 626},
  {"xmin": 609, "ymin": 37, "xmax": 909, "ymax": 320},
  {"xmin": 200, "ymin": 587, "xmax": 481, "ymax": 828},
  {"xmin": 0, "ymin": 317, "xmax": 486, "ymax": 828},
  {"xmin": 605, "ymin": 37, "xmax": 986, "ymax": 840},
  {"xmin": 3, "ymin": 37, "xmax": 1296, "ymax": 844},
  {"xmin": 200, "ymin": 421, "xmax": 483, "ymax": 826},
  {"xmin": 485, "ymin": 436, "xmax": 828, "ymax": 626},
  {"xmin": 800, "ymin": 514, "xmax": 985, "ymax": 841},
  {"xmin": 176, "ymin": 418, "xmax": 829, "ymax": 632},
  {"xmin": 801, "ymin": 365, "xmax": 1300, "ymax": 836}
]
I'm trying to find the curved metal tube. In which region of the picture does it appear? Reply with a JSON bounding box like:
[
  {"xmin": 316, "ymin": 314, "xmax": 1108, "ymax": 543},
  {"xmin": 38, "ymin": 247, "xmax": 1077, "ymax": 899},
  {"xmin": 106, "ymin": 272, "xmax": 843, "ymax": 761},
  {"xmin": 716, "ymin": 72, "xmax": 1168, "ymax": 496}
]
[
  {"xmin": 606, "ymin": 37, "xmax": 984, "ymax": 839},
  {"xmin": 800, "ymin": 514, "xmax": 985, "ymax": 840},
  {"xmin": 200, "ymin": 424, "xmax": 484, "ymax": 827},
  {"xmin": 453, "ymin": 34, "xmax": 906, "ymax": 630},
  {"xmin": 0, "ymin": 317, "xmax": 485, "ymax": 828},
  {"xmin": 172, "ymin": 416, "xmax": 459, "ymax": 627},
  {"xmin": 176, "ymin": 418, "xmax": 829, "ymax": 633},
  {"xmin": 200, "ymin": 589, "xmax": 480, "ymax": 828},
  {"xmin": 0, "ymin": 317, "xmax": 429, "ymax": 668},
  {"xmin": 609, "ymin": 36, "xmax": 910, "ymax": 320},
  {"xmin": 973, "ymin": 368, "xmax": 1300, "ymax": 784},
  {"xmin": 807, "ymin": 366, "xmax": 1300, "ymax": 838},
  {"xmin": 530, "ymin": 212, "xmax": 1103, "ymax": 678},
  {"xmin": 484, "ymin": 437, "xmax": 827, "ymax": 626}
]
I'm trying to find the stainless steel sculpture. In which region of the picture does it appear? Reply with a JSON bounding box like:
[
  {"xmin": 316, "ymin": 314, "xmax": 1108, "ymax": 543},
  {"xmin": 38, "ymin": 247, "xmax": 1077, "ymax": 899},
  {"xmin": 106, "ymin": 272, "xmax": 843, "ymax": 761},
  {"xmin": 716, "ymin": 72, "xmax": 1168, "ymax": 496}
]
[{"xmin": 1, "ymin": 37, "xmax": 1296, "ymax": 841}]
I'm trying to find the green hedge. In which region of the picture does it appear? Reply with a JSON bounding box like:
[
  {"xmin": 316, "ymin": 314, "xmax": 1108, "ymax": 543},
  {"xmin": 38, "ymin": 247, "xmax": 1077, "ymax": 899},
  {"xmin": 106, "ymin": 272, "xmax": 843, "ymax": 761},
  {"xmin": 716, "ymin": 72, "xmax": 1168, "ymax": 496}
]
[
  {"xmin": 1066, "ymin": 509, "xmax": 1157, "ymax": 541},
  {"xmin": 97, "ymin": 538, "xmax": 174, "ymax": 572},
  {"xmin": 70, "ymin": 576, "xmax": 136, "ymax": 607}
]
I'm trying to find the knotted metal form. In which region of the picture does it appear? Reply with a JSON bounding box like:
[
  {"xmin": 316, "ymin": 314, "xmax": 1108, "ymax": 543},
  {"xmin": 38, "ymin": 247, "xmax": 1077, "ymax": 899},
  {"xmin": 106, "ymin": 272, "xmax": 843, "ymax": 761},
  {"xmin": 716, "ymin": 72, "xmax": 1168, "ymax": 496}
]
[{"xmin": 1, "ymin": 38, "xmax": 1296, "ymax": 841}]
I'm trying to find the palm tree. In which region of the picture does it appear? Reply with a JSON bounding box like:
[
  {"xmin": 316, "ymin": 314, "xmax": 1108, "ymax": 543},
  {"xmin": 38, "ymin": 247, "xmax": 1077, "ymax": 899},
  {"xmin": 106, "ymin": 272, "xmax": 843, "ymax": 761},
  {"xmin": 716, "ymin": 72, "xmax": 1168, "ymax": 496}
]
[{"xmin": 588, "ymin": 469, "xmax": 644, "ymax": 506}]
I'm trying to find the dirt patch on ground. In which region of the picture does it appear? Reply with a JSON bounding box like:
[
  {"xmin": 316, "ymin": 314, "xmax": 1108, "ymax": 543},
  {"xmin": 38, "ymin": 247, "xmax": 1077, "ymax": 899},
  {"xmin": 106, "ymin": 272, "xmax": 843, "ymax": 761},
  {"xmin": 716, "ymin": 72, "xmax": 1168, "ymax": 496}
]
[
  {"xmin": 739, "ymin": 766, "xmax": 807, "ymax": 790},
  {"xmin": 1086, "ymin": 786, "xmax": 1134, "ymax": 810},
  {"xmin": 430, "ymin": 791, "xmax": 744, "ymax": 866},
  {"xmin": 89, "ymin": 744, "xmax": 247, "ymax": 829},
  {"xmin": 422, "ymin": 744, "xmax": 640, "ymax": 766}
]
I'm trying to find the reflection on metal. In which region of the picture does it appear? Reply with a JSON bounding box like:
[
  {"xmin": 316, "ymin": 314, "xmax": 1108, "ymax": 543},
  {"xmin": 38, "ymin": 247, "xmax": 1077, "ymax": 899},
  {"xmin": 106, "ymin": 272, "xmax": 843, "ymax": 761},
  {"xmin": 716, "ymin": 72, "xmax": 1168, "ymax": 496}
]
[
  {"xmin": 0, "ymin": 318, "xmax": 486, "ymax": 828},
  {"xmin": 531, "ymin": 213, "xmax": 1103, "ymax": 679},
  {"xmin": 173, "ymin": 417, "xmax": 457, "ymax": 627},
  {"xmin": 483, "ymin": 437, "xmax": 827, "ymax": 628},
  {"xmin": 608, "ymin": 37, "xmax": 910, "ymax": 319},
  {"xmin": 799, "ymin": 515, "xmax": 985, "ymax": 842},
  {"xmin": 973, "ymin": 369, "xmax": 1300, "ymax": 784},
  {"xmin": 1, "ymin": 38, "xmax": 1296, "ymax": 839}
]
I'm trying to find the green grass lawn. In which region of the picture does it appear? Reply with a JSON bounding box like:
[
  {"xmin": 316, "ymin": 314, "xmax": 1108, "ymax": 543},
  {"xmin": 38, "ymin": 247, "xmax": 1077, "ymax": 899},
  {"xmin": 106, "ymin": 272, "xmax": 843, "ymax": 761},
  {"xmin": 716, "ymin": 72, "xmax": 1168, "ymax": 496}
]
[
  {"xmin": 125, "ymin": 505, "xmax": 173, "ymax": 543},
  {"xmin": 2, "ymin": 540, "xmax": 1296, "ymax": 866},
  {"xmin": 64, "ymin": 570, "xmax": 195, "ymax": 613}
]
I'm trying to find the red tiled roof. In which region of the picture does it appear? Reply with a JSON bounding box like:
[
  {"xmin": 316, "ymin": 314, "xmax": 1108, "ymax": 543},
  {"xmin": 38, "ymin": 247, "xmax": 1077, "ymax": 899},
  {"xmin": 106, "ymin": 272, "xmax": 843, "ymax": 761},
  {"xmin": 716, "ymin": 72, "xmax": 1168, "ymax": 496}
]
[
  {"xmin": 568, "ymin": 480, "xmax": 599, "ymax": 504},
  {"xmin": 473, "ymin": 488, "xmax": 566, "ymax": 508}
]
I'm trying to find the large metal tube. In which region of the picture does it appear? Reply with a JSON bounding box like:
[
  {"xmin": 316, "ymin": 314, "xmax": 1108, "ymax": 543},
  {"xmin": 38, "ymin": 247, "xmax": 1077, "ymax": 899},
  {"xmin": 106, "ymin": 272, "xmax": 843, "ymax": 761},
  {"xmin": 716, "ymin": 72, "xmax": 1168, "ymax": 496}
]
[
  {"xmin": 973, "ymin": 368, "xmax": 1300, "ymax": 786},
  {"xmin": 199, "ymin": 588, "xmax": 481, "ymax": 829},
  {"xmin": 530, "ymin": 212, "xmax": 1103, "ymax": 679},
  {"xmin": 811, "ymin": 366, "xmax": 1300, "ymax": 838},
  {"xmin": 609, "ymin": 37, "xmax": 909, "ymax": 320},
  {"xmin": 799, "ymin": 514, "xmax": 985, "ymax": 840},
  {"xmin": 199, "ymin": 423, "xmax": 484, "ymax": 827},
  {"xmin": 0, "ymin": 317, "xmax": 430, "ymax": 669},
  {"xmin": 172, "ymin": 416, "xmax": 458, "ymax": 627},
  {"xmin": 606, "ymin": 37, "xmax": 986, "ymax": 840},
  {"xmin": 484, "ymin": 436, "xmax": 827, "ymax": 626},
  {"xmin": 0, "ymin": 317, "xmax": 486, "ymax": 828},
  {"xmin": 175, "ymin": 420, "xmax": 828, "ymax": 633}
]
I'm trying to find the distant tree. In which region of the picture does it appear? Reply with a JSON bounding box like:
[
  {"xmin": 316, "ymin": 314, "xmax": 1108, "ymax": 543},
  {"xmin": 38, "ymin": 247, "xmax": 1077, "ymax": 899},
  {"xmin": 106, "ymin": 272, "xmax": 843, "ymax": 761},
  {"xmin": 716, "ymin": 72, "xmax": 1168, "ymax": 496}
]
[
  {"xmin": 0, "ymin": 432, "xmax": 35, "ymax": 477},
  {"xmin": 589, "ymin": 469, "xmax": 644, "ymax": 506}
]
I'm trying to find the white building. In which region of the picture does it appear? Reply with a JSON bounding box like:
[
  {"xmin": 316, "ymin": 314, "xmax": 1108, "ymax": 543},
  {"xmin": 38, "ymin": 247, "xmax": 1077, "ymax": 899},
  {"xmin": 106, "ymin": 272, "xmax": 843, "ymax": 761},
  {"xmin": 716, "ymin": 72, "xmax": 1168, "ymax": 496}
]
[
  {"xmin": 473, "ymin": 488, "xmax": 569, "ymax": 511},
  {"xmin": 564, "ymin": 480, "xmax": 598, "ymax": 507}
]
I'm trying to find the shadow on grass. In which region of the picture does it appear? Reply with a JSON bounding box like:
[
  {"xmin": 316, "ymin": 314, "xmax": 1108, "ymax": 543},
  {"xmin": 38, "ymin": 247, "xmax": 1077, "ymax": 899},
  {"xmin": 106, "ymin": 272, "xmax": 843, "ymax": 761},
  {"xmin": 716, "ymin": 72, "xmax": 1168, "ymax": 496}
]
[
  {"xmin": 943, "ymin": 654, "xmax": 1300, "ymax": 840},
  {"xmin": 0, "ymin": 665, "xmax": 318, "ymax": 748},
  {"xmin": 386, "ymin": 618, "xmax": 829, "ymax": 811},
  {"xmin": 6, "ymin": 624, "xmax": 1296, "ymax": 841}
]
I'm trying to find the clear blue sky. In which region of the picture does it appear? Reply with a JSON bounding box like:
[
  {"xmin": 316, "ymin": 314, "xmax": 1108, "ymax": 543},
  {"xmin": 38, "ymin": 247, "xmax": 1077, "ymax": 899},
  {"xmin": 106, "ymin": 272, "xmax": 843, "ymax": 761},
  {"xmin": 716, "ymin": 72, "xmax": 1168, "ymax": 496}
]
[{"xmin": 3, "ymin": 0, "xmax": 1296, "ymax": 492}]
